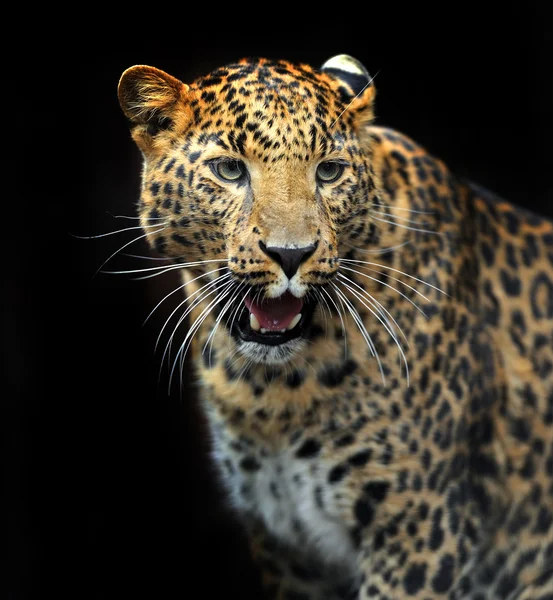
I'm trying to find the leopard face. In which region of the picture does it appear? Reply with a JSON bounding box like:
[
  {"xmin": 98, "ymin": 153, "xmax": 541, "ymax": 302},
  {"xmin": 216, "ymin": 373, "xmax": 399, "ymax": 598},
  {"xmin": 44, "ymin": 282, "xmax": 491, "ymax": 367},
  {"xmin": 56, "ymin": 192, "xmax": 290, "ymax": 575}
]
[{"xmin": 118, "ymin": 56, "xmax": 380, "ymax": 364}]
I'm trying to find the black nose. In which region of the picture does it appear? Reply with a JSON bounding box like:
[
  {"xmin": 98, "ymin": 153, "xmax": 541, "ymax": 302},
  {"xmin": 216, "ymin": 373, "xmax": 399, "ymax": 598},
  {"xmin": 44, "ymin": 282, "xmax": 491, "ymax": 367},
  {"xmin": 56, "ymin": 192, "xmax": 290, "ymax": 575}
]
[{"xmin": 259, "ymin": 241, "xmax": 317, "ymax": 279}]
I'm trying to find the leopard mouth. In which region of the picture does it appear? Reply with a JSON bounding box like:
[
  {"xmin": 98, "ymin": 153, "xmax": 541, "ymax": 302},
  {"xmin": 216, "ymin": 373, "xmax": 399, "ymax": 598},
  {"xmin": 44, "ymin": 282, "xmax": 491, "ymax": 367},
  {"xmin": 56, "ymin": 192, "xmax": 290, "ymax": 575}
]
[{"xmin": 227, "ymin": 290, "xmax": 318, "ymax": 346}]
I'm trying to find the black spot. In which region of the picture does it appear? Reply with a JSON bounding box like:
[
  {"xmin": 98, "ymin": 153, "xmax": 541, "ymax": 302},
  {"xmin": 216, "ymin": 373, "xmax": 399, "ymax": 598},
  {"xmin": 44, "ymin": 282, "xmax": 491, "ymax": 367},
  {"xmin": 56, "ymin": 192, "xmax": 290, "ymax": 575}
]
[
  {"xmin": 354, "ymin": 498, "xmax": 374, "ymax": 527},
  {"xmin": 150, "ymin": 181, "xmax": 161, "ymax": 196},
  {"xmin": 403, "ymin": 563, "xmax": 427, "ymax": 595},
  {"xmin": 328, "ymin": 463, "xmax": 350, "ymax": 484},
  {"xmin": 530, "ymin": 272, "xmax": 553, "ymax": 319},
  {"xmin": 480, "ymin": 241, "xmax": 495, "ymax": 267},
  {"xmin": 363, "ymin": 481, "xmax": 390, "ymax": 503},
  {"xmin": 285, "ymin": 370, "xmax": 304, "ymax": 389},
  {"xmin": 240, "ymin": 456, "xmax": 261, "ymax": 471},
  {"xmin": 171, "ymin": 232, "xmax": 194, "ymax": 247},
  {"xmin": 500, "ymin": 269, "xmax": 521, "ymax": 296},
  {"xmin": 504, "ymin": 211, "xmax": 520, "ymax": 235},
  {"xmin": 295, "ymin": 438, "xmax": 321, "ymax": 458},
  {"xmin": 510, "ymin": 417, "xmax": 531, "ymax": 442},
  {"xmin": 318, "ymin": 359, "xmax": 357, "ymax": 387},
  {"xmin": 348, "ymin": 449, "xmax": 372, "ymax": 467},
  {"xmin": 431, "ymin": 554, "xmax": 455, "ymax": 593},
  {"xmin": 533, "ymin": 506, "xmax": 553, "ymax": 534},
  {"xmin": 163, "ymin": 157, "xmax": 176, "ymax": 173},
  {"xmin": 429, "ymin": 507, "xmax": 444, "ymax": 550},
  {"xmin": 189, "ymin": 151, "xmax": 201, "ymax": 163},
  {"xmin": 496, "ymin": 573, "xmax": 519, "ymax": 599},
  {"xmin": 154, "ymin": 236, "xmax": 166, "ymax": 254},
  {"xmin": 335, "ymin": 433, "xmax": 355, "ymax": 447}
]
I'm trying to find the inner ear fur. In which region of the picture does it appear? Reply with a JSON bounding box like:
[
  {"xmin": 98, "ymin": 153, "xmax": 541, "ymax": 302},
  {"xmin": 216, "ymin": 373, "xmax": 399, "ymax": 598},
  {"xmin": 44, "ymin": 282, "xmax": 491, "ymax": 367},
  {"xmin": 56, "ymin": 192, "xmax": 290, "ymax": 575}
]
[{"xmin": 118, "ymin": 65, "xmax": 190, "ymax": 152}]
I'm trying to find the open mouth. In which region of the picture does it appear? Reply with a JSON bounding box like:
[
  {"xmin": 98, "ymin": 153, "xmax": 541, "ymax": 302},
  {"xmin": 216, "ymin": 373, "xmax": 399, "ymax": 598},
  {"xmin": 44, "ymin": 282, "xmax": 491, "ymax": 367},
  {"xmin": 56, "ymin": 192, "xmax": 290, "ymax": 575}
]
[{"xmin": 230, "ymin": 291, "xmax": 317, "ymax": 346}]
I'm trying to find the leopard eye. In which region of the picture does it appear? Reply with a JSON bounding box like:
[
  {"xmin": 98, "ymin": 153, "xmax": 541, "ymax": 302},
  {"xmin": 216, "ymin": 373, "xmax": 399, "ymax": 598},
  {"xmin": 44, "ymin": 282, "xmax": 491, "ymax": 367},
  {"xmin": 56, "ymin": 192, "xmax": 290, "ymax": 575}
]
[
  {"xmin": 213, "ymin": 159, "xmax": 246, "ymax": 182},
  {"xmin": 316, "ymin": 161, "xmax": 344, "ymax": 183}
]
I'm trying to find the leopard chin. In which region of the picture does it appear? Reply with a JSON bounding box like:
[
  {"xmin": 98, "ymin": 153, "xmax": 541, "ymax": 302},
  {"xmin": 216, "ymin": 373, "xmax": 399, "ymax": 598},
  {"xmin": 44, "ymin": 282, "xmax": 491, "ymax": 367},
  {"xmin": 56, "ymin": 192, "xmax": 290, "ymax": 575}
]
[{"xmin": 236, "ymin": 338, "xmax": 308, "ymax": 365}]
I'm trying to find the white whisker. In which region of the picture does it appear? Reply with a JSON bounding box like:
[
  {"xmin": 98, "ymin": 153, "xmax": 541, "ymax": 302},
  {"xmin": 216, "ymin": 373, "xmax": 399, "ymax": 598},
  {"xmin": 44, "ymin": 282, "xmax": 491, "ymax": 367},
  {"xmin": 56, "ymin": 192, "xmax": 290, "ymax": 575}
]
[
  {"xmin": 102, "ymin": 258, "xmax": 226, "ymax": 278},
  {"xmin": 72, "ymin": 221, "xmax": 167, "ymax": 240},
  {"xmin": 330, "ymin": 282, "xmax": 385, "ymax": 384},
  {"xmin": 339, "ymin": 265, "xmax": 429, "ymax": 316},
  {"xmin": 372, "ymin": 215, "xmax": 442, "ymax": 236},
  {"xmin": 321, "ymin": 286, "xmax": 348, "ymax": 360},
  {"xmin": 376, "ymin": 204, "xmax": 435, "ymax": 216},
  {"xmin": 329, "ymin": 69, "xmax": 380, "ymax": 129},
  {"xmin": 371, "ymin": 210, "xmax": 433, "ymax": 227},
  {"xmin": 203, "ymin": 281, "xmax": 245, "ymax": 365},
  {"xmin": 341, "ymin": 240, "xmax": 411, "ymax": 255},
  {"xmin": 169, "ymin": 281, "xmax": 236, "ymax": 391},
  {"xmin": 340, "ymin": 258, "xmax": 447, "ymax": 296},
  {"xmin": 144, "ymin": 266, "xmax": 229, "ymax": 326},
  {"xmin": 337, "ymin": 272, "xmax": 410, "ymax": 382},
  {"xmin": 157, "ymin": 273, "xmax": 232, "ymax": 355},
  {"xmin": 93, "ymin": 226, "xmax": 169, "ymax": 278}
]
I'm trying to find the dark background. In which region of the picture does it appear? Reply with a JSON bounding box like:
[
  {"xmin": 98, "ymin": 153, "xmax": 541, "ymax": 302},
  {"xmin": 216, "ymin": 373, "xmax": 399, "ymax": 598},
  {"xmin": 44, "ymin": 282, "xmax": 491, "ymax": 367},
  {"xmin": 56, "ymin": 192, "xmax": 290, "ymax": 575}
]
[{"xmin": 7, "ymin": 8, "xmax": 553, "ymax": 599}]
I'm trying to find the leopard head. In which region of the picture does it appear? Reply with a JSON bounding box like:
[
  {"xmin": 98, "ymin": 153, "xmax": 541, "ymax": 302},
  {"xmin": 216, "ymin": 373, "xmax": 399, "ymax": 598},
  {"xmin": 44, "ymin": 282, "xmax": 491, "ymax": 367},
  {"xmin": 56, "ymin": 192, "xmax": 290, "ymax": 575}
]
[{"xmin": 118, "ymin": 55, "xmax": 379, "ymax": 364}]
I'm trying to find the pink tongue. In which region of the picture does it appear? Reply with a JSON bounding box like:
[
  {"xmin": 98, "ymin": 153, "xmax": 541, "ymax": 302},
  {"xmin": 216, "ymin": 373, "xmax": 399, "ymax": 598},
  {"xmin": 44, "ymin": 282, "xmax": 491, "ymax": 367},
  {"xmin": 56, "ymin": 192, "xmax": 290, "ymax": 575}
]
[{"xmin": 244, "ymin": 292, "xmax": 303, "ymax": 331}]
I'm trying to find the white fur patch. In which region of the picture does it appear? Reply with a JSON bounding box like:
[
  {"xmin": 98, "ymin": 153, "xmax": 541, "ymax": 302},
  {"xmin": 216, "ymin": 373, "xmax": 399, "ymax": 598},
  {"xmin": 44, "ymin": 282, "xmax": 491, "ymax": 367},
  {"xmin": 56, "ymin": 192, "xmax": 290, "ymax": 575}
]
[
  {"xmin": 321, "ymin": 54, "xmax": 366, "ymax": 76},
  {"xmin": 237, "ymin": 338, "xmax": 307, "ymax": 365},
  {"xmin": 210, "ymin": 426, "xmax": 357, "ymax": 571}
]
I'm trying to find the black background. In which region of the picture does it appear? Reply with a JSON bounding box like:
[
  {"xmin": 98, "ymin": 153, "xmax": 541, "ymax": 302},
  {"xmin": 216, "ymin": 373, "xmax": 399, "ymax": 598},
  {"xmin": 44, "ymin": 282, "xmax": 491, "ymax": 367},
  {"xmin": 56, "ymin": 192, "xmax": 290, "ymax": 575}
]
[{"xmin": 7, "ymin": 9, "xmax": 553, "ymax": 599}]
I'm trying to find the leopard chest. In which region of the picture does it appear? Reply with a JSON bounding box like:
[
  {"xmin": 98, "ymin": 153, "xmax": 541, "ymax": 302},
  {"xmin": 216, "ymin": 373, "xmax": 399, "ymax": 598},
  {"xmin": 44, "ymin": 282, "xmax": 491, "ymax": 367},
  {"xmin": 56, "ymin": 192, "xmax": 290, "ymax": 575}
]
[{"xmin": 208, "ymin": 417, "xmax": 357, "ymax": 569}]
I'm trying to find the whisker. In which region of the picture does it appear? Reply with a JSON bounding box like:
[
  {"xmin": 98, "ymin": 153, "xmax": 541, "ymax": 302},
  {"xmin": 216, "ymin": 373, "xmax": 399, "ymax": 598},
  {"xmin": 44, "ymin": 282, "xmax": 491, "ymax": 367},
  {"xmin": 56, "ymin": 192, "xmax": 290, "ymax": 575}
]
[
  {"xmin": 371, "ymin": 210, "xmax": 433, "ymax": 227},
  {"xmin": 203, "ymin": 281, "xmax": 246, "ymax": 364},
  {"xmin": 337, "ymin": 273, "xmax": 409, "ymax": 383},
  {"xmin": 106, "ymin": 212, "xmax": 167, "ymax": 221},
  {"xmin": 337, "ymin": 272, "xmax": 408, "ymax": 348},
  {"xmin": 341, "ymin": 240, "xmax": 412, "ymax": 255},
  {"xmin": 320, "ymin": 286, "xmax": 348, "ymax": 360},
  {"xmin": 93, "ymin": 225, "xmax": 169, "ymax": 278},
  {"xmin": 169, "ymin": 281, "xmax": 236, "ymax": 391},
  {"xmin": 102, "ymin": 258, "xmax": 226, "ymax": 278},
  {"xmin": 329, "ymin": 69, "xmax": 380, "ymax": 129},
  {"xmin": 339, "ymin": 265, "xmax": 429, "ymax": 316},
  {"xmin": 372, "ymin": 215, "xmax": 442, "ymax": 236},
  {"xmin": 312, "ymin": 288, "xmax": 331, "ymax": 340},
  {"xmin": 72, "ymin": 221, "xmax": 167, "ymax": 240},
  {"xmin": 339, "ymin": 258, "xmax": 448, "ymax": 296},
  {"xmin": 330, "ymin": 282, "xmax": 385, "ymax": 384},
  {"xmin": 227, "ymin": 289, "xmax": 250, "ymax": 350},
  {"xmin": 144, "ymin": 266, "xmax": 229, "ymax": 326},
  {"xmin": 376, "ymin": 204, "xmax": 435, "ymax": 216},
  {"xmin": 172, "ymin": 280, "xmax": 236, "ymax": 388},
  {"xmin": 157, "ymin": 272, "xmax": 232, "ymax": 355},
  {"xmin": 123, "ymin": 253, "xmax": 177, "ymax": 261},
  {"xmin": 336, "ymin": 277, "xmax": 409, "ymax": 385},
  {"xmin": 291, "ymin": 350, "xmax": 318, "ymax": 376}
]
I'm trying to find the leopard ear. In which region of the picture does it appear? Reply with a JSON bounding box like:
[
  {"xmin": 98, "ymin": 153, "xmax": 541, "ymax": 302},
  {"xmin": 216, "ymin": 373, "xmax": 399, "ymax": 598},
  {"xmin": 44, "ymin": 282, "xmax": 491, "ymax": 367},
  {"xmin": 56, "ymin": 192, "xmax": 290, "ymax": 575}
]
[
  {"xmin": 321, "ymin": 55, "xmax": 376, "ymax": 130},
  {"xmin": 118, "ymin": 65, "xmax": 190, "ymax": 154}
]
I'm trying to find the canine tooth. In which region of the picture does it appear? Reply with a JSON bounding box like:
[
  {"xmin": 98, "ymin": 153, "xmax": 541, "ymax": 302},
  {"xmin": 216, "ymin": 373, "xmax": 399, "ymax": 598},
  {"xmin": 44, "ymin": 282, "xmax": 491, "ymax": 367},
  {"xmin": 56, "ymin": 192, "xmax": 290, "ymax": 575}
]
[
  {"xmin": 250, "ymin": 313, "xmax": 261, "ymax": 332},
  {"xmin": 260, "ymin": 328, "xmax": 268, "ymax": 334},
  {"xmin": 287, "ymin": 313, "xmax": 302, "ymax": 331}
]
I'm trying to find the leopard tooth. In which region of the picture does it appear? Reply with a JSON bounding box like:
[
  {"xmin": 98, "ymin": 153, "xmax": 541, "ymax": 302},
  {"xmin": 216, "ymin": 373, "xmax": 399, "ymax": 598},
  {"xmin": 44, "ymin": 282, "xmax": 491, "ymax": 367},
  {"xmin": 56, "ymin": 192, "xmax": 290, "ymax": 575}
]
[
  {"xmin": 260, "ymin": 328, "xmax": 268, "ymax": 334},
  {"xmin": 249, "ymin": 313, "xmax": 261, "ymax": 332},
  {"xmin": 286, "ymin": 313, "xmax": 302, "ymax": 331}
]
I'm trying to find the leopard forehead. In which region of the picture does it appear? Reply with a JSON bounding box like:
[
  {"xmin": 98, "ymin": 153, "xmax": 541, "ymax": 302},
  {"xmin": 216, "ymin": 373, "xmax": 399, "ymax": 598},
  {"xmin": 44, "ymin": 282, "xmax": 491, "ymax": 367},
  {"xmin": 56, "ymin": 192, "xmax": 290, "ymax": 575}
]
[{"xmin": 183, "ymin": 58, "xmax": 359, "ymax": 156}]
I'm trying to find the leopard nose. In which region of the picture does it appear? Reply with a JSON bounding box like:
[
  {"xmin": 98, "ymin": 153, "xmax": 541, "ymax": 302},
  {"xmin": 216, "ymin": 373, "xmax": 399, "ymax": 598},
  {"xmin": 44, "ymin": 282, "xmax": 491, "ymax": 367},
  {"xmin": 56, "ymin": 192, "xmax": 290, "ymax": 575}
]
[{"xmin": 259, "ymin": 241, "xmax": 317, "ymax": 279}]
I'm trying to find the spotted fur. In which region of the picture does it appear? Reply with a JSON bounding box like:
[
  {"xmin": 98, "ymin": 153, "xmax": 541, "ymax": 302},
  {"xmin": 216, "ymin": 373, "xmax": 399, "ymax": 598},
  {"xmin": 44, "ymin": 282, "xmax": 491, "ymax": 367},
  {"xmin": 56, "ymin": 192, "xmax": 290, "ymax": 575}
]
[{"xmin": 117, "ymin": 55, "xmax": 553, "ymax": 599}]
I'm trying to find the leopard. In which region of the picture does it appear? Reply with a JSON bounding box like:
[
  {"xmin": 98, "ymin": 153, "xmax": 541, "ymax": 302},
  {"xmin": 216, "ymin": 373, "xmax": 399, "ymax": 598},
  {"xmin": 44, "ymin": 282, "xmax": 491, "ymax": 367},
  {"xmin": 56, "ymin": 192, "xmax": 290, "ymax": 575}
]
[{"xmin": 116, "ymin": 54, "xmax": 553, "ymax": 599}]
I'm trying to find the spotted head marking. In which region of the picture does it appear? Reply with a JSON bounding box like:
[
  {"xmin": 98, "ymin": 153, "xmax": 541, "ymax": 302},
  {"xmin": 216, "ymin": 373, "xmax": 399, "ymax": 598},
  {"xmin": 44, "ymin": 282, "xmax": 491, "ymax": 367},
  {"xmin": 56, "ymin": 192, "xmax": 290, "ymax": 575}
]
[{"xmin": 118, "ymin": 55, "xmax": 382, "ymax": 365}]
